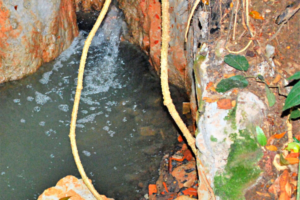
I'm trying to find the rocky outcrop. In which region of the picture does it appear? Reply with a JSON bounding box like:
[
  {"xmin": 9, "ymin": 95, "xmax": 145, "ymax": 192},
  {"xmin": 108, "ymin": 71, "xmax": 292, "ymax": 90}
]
[
  {"xmin": 118, "ymin": 0, "xmax": 191, "ymax": 91},
  {"xmin": 38, "ymin": 175, "xmax": 113, "ymax": 200},
  {"xmin": 54, "ymin": 0, "xmax": 191, "ymax": 91},
  {"xmin": 0, "ymin": 0, "xmax": 78, "ymax": 83}
]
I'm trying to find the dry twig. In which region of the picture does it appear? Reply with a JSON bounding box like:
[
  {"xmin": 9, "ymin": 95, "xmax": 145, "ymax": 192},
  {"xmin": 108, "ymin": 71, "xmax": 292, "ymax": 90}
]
[
  {"xmin": 225, "ymin": 0, "xmax": 253, "ymax": 54},
  {"xmin": 287, "ymin": 114, "xmax": 293, "ymax": 143},
  {"xmin": 264, "ymin": 23, "xmax": 285, "ymax": 44},
  {"xmin": 233, "ymin": 0, "xmax": 240, "ymax": 40}
]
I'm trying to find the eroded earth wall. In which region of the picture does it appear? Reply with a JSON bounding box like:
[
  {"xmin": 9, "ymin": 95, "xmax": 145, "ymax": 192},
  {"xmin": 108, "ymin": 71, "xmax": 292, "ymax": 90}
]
[
  {"xmin": 0, "ymin": 0, "xmax": 78, "ymax": 83},
  {"xmin": 118, "ymin": 0, "xmax": 191, "ymax": 92}
]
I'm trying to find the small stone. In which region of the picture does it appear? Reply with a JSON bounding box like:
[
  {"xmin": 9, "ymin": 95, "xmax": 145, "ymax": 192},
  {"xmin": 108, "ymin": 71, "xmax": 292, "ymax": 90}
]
[
  {"xmin": 246, "ymin": 50, "xmax": 256, "ymax": 57},
  {"xmin": 171, "ymin": 161, "xmax": 197, "ymax": 188},
  {"xmin": 138, "ymin": 182, "xmax": 144, "ymax": 188},
  {"xmin": 266, "ymin": 44, "xmax": 275, "ymax": 58},
  {"xmin": 140, "ymin": 126, "xmax": 156, "ymax": 136}
]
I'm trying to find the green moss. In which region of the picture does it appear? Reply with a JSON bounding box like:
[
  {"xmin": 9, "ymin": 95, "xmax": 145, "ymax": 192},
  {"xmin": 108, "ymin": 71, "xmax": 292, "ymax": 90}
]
[
  {"xmin": 214, "ymin": 129, "xmax": 263, "ymax": 200},
  {"xmin": 193, "ymin": 55, "xmax": 206, "ymax": 111},
  {"xmin": 224, "ymin": 103, "xmax": 237, "ymax": 130},
  {"xmin": 229, "ymin": 133, "xmax": 237, "ymax": 141},
  {"xmin": 194, "ymin": 55, "xmax": 206, "ymax": 65},
  {"xmin": 210, "ymin": 135, "xmax": 218, "ymax": 142}
]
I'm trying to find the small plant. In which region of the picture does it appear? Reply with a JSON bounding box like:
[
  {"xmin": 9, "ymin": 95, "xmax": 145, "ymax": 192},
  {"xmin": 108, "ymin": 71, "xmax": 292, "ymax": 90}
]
[
  {"xmin": 283, "ymin": 71, "xmax": 300, "ymax": 119},
  {"xmin": 217, "ymin": 54, "xmax": 278, "ymax": 107},
  {"xmin": 219, "ymin": 54, "xmax": 300, "ymax": 198},
  {"xmin": 282, "ymin": 71, "xmax": 300, "ymax": 200},
  {"xmin": 255, "ymin": 126, "xmax": 267, "ymax": 147}
]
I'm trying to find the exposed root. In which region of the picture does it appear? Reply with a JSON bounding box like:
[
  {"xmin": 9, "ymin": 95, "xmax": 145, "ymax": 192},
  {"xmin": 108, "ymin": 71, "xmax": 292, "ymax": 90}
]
[
  {"xmin": 185, "ymin": 0, "xmax": 201, "ymax": 42},
  {"xmin": 226, "ymin": 40, "xmax": 252, "ymax": 54},
  {"xmin": 273, "ymin": 154, "xmax": 288, "ymax": 171},
  {"xmin": 225, "ymin": 0, "xmax": 253, "ymax": 54},
  {"xmin": 69, "ymin": 0, "xmax": 111, "ymax": 199},
  {"xmin": 233, "ymin": 0, "xmax": 240, "ymax": 40},
  {"xmin": 286, "ymin": 114, "xmax": 293, "ymax": 143}
]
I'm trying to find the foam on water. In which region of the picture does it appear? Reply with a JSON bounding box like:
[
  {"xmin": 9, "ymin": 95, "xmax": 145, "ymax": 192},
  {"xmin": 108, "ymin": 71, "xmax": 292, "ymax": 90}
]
[{"xmin": 35, "ymin": 91, "xmax": 52, "ymax": 105}]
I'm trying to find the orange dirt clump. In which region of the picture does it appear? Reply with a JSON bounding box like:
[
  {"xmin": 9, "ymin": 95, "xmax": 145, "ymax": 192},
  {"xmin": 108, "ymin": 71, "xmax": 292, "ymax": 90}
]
[
  {"xmin": 171, "ymin": 161, "xmax": 197, "ymax": 188},
  {"xmin": 217, "ymin": 99, "xmax": 233, "ymax": 109}
]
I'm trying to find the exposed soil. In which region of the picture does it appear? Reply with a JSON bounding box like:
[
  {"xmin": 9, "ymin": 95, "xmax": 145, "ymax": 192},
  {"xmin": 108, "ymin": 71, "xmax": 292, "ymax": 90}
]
[
  {"xmin": 214, "ymin": 0, "xmax": 300, "ymax": 199},
  {"xmin": 150, "ymin": 0, "xmax": 300, "ymax": 199}
]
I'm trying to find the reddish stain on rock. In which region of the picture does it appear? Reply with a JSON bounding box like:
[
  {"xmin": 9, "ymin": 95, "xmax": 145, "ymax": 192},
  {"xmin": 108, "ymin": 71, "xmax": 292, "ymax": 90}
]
[
  {"xmin": 169, "ymin": 44, "xmax": 187, "ymax": 76},
  {"xmin": 217, "ymin": 99, "xmax": 233, "ymax": 110},
  {"xmin": 139, "ymin": 0, "xmax": 162, "ymax": 72},
  {"xmin": 0, "ymin": 0, "xmax": 78, "ymax": 83},
  {"xmin": 118, "ymin": 0, "xmax": 189, "ymax": 91}
]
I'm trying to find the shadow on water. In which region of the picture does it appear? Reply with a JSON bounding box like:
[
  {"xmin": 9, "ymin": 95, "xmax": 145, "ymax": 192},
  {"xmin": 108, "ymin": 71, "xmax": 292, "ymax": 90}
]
[{"xmin": 0, "ymin": 7, "xmax": 188, "ymax": 200}]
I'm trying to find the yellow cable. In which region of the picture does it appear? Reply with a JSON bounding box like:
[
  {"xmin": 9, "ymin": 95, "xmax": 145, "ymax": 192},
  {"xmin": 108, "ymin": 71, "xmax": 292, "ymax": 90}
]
[{"xmin": 69, "ymin": 0, "xmax": 111, "ymax": 199}]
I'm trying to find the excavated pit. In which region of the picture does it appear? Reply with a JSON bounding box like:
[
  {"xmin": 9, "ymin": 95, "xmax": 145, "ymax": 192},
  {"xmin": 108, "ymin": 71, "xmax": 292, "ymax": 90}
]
[{"xmin": 0, "ymin": 7, "xmax": 189, "ymax": 200}]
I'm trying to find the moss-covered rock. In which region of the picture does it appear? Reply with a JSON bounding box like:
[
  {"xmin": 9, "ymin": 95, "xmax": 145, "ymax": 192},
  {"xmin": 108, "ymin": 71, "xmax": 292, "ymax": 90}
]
[{"xmin": 214, "ymin": 129, "xmax": 263, "ymax": 200}]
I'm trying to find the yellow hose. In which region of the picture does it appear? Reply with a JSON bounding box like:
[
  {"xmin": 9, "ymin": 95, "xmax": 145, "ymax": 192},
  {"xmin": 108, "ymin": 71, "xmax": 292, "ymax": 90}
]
[{"xmin": 69, "ymin": 0, "xmax": 111, "ymax": 199}]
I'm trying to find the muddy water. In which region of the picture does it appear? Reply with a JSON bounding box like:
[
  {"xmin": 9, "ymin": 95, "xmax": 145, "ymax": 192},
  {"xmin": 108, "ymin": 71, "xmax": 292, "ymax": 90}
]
[{"xmin": 0, "ymin": 8, "xmax": 186, "ymax": 200}]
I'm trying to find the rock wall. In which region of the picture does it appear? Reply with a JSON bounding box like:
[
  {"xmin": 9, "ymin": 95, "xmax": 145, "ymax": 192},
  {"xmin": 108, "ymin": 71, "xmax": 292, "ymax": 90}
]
[
  {"xmin": 74, "ymin": 0, "xmax": 104, "ymax": 12},
  {"xmin": 0, "ymin": 0, "xmax": 78, "ymax": 83},
  {"xmin": 118, "ymin": 0, "xmax": 191, "ymax": 92},
  {"xmin": 63, "ymin": 0, "xmax": 192, "ymax": 92},
  {"xmin": 38, "ymin": 175, "xmax": 113, "ymax": 200}
]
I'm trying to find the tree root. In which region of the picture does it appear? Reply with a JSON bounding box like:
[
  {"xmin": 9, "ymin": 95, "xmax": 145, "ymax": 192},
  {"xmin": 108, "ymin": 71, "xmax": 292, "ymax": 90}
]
[{"xmin": 185, "ymin": 0, "xmax": 201, "ymax": 42}]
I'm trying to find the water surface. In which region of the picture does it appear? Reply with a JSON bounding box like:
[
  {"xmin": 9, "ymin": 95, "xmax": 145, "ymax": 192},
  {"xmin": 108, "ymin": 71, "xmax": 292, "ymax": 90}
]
[{"xmin": 0, "ymin": 8, "xmax": 186, "ymax": 200}]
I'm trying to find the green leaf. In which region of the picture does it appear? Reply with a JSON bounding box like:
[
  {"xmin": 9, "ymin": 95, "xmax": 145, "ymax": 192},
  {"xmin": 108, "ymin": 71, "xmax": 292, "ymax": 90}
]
[
  {"xmin": 290, "ymin": 109, "xmax": 300, "ymax": 119},
  {"xmin": 280, "ymin": 153, "xmax": 290, "ymax": 165},
  {"xmin": 216, "ymin": 75, "xmax": 248, "ymax": 93},
  {"xmin": 224, "ymin": 54, "xmax": 250, "ymax": 71},
  {"xmin": 285, "ymin": 142, "xmax": 300, "ymax": 153},
  {"xmin": 293, "ymin": 137, "xmax": 300, "ymax": 144},
  {"xmin": 287, "ymin": 71, "xmax": 300, "ymax": 81},
  {"xmin": 257, "ymin": 75, "xmax": 264, "ymax": 81},
  {"xmin": 256, "ymin": 126, "xmax": 267, "ymax": 146},
  {"xmin": 265, "ymin": 85, "xmax": 276, "ymax": 107},
  {"xmin": 283, "ymin": 81, "xmax": 300, "ymax": 111}
]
